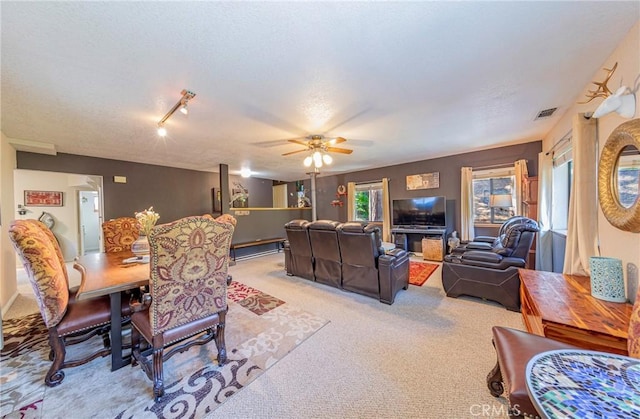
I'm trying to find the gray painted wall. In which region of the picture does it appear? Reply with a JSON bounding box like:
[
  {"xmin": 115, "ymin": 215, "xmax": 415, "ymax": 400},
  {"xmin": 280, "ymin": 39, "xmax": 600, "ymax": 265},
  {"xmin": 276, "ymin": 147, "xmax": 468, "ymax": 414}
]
[
  {"xmin": 313, "ymin": 141, "xmax": 541, "ymax": 233},
  {"xmin": 17, "ymin": 152, "xmax": 219, "ymax": 222},
  {"xmin": 18, "ymin": 139, "xmax": 540, "ymax": 233}
]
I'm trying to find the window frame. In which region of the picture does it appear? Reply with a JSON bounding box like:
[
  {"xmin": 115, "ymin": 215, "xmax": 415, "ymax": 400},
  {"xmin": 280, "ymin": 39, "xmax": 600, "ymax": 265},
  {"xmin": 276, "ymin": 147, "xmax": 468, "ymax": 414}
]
[
  {"xmin": 353, "ymin": 181, "xmax": 383, "ymax": 222},
  {"xmin": 472, "ymin": 167, "xmax": 516, "ymax": 226}
]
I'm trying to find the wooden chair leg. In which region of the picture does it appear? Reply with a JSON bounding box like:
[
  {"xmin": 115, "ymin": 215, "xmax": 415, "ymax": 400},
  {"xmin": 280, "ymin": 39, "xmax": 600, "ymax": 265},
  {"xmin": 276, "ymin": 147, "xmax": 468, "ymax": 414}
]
[
  {"xmin": 131, "ymin": 325, "xmax": 141, "ymax": 367},
  {"xmin": 215, "ymin": 311, "xmax": 227, "ymax": 365},
  {"xmin": 46, "ymin": 329, "xmax": 66, "ymax": 387},
  {"xmin": 152, "ymin": 346, "xmax": 165, "ymax": 402},
  {"xmin": 487, "ymin": 340, "xmax": 504, "ymax": 397}
]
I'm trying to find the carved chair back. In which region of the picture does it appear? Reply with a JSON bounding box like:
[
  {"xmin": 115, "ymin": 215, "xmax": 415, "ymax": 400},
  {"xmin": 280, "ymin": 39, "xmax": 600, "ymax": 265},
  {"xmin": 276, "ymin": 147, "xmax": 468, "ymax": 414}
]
[
  {"xmin": 148, "ymin": 215, "xmax": 234, "ymax": 335},
  {"xmin": 9, "ymin": 220, "xmax": 69, "ymax": 327},
  {"xmin": 102, "ymin": 217, "xmax": 140, "ymax": 253}
]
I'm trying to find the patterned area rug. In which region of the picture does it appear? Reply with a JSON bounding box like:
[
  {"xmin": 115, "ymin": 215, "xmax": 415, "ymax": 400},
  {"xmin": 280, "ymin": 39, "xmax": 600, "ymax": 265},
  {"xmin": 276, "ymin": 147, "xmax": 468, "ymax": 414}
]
[
  {"xmin": 409, "ymin": 261, "xmax": 439, "ymax": 286},
  {"xmin": 0, "ymin": 281, "xmax": 328, "ymax": 418}
]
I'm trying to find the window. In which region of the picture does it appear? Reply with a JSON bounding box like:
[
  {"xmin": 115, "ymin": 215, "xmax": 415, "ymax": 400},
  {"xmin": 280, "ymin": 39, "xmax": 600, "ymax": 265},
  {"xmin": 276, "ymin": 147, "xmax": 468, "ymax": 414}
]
[
  {"xmin": 472, "ymin": 168, "xmax": 515, "ymax": 224},
  {"xmin": 551, "ymin": 136, "xmax": 573, "ymax": 232},
  {"xmin": 353, "ymin": 182, "xmax": 383, "ymax": 222}
]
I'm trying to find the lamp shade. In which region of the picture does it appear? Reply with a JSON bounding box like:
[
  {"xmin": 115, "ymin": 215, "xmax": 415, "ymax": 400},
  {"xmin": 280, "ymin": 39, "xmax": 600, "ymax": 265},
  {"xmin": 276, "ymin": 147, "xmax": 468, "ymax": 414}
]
[
  {"xmin": 589, "ymin": 256, "xmax": 626, "ymax": 303},
  {"xmin": 490, "ymin": 194, "xmax": 512, "ymax": 207}
]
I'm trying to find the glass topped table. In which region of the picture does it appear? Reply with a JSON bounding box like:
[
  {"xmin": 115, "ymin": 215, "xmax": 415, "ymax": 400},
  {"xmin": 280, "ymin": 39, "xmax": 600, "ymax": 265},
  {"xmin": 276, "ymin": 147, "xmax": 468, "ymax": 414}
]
[{"xmin": 526, "ymin": 349, "xmax": 640, "ymax": 419}]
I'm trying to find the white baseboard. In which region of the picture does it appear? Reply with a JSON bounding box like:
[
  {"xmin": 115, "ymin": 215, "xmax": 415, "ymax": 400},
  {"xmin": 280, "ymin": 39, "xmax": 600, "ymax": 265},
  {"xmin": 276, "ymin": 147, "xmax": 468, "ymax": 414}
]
[{"xmin": 1, "ymin": 290, "xmax": 19, "ymax": 318}]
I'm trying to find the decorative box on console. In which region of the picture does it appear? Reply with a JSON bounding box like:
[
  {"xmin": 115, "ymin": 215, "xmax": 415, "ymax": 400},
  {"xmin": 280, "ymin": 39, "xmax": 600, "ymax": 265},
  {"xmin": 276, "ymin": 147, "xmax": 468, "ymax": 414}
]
[{"xmin": 422, "ymin": 237, "xmax": 443, "ymax": 262}]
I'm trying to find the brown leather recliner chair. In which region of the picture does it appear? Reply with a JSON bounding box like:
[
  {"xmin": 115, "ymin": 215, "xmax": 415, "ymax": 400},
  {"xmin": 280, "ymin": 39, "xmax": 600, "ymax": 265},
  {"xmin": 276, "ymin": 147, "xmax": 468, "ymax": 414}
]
[
  {"xmin": 442, "ymin": 218, "xmax": 539, "ymax": 311},
  {"xmin": 451, "ymin": 216, "xmax": 527, "ymax": 254},
  {"xmin": 308, "ymin": 220, "xmax": 342, "ymax": 288},
  {"xmin": 284, "ymin": 219, "xmax": 314, "ymax": 281},
  {"xmin": 337, "ymin": 222, "xmax": 410, "ymax": 304}
]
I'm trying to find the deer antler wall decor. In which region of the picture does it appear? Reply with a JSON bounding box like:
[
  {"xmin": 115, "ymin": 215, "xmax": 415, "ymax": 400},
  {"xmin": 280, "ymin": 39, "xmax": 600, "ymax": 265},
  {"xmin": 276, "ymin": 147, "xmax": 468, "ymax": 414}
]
[
  {"xmin": 578, "ymin": 61, "xmax": 636, "ymax": 119},
  {"xmin": 578, "ymin": 62, "xmax": 618, "ymax": 104}
]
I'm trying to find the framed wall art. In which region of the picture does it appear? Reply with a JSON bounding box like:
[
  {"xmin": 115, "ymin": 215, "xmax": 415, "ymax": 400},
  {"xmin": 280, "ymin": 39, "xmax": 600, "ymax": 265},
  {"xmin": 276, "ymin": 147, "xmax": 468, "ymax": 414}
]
[
  {"xmin": 24, "ymin": 190, "xmax": 64, "ymax": 207},
  {"xmin": 406, "ymin": 172, "xmax": 440, "ymax": 190},
  {"xmin": 211, "ymin": 188, "xmax": 222, "ymax": 213}
]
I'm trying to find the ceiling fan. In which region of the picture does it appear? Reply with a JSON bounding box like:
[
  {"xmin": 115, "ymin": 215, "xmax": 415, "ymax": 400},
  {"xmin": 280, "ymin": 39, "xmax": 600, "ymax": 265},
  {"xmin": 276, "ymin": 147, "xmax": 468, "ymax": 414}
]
[{"xmin": 281, "ymin": 135, "xmax": 353, "ymax": 156}]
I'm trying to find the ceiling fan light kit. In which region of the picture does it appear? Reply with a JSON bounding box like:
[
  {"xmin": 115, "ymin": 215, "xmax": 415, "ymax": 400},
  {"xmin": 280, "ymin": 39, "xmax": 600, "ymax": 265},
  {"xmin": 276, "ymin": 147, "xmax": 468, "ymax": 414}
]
[
  {"xmin": 283, "ymin": 134, "xmax": 352, "ymax": 169},
  {"xmin": 156, "ymin": 89, "xmax": 196, "ymax": 137}
]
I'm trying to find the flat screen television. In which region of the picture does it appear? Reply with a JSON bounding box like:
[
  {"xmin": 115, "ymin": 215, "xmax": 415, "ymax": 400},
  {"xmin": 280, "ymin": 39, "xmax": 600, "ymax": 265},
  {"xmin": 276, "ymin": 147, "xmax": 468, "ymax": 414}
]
[{"xmin": 392, "ymin": 196, "xmax": 447, "ymax": 228}]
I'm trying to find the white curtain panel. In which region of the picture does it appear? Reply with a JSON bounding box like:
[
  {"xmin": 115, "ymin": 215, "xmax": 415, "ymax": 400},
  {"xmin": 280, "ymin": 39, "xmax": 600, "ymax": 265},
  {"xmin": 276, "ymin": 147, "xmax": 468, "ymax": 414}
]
[
  {"xmin": 536, "ymin": 151, "xmax": 554, "ymax": 271},
  {"xmin": 460, "ymin": 167, "xmax": 475, "ymax": 242},
  {"xmin": 563, "ymin": 114, "xmax": 599, "ymax": 276},
  {"xmin": 382, "ymin": 178, "xmax": 391, "ymax": 242},
  {"xmin": 514, "ymin": 159, "xmax": 529, "ymax": 216},
  {"xmin": 347, "ymin": 182, "xmax": 356, "ymax": 222}
]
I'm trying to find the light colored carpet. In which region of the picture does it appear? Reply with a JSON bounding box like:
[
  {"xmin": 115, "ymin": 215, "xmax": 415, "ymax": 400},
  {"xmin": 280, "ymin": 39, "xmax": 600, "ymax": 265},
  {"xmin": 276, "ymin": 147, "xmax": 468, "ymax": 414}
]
[
  {"xmin": 1, "ymin": 281, "xmax": 327, "ymax": 417},
  {"xmin": 5, "ymin": 254, "xmax": 523, "ymax": 418}
]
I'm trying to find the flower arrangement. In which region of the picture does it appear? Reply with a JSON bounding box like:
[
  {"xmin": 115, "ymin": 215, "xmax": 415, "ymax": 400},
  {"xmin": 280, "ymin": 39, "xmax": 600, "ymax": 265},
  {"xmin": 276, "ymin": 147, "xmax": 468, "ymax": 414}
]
[{"xmin": 134, "ymin": 206, "xmax": 160, "ymax": 236}]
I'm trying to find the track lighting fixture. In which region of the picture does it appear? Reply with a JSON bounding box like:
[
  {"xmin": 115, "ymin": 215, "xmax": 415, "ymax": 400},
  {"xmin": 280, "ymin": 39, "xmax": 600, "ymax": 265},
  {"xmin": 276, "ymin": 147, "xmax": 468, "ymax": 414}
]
[{"xmin": 156, "ymin": 89, "xmax": 196, "ymax": 136}]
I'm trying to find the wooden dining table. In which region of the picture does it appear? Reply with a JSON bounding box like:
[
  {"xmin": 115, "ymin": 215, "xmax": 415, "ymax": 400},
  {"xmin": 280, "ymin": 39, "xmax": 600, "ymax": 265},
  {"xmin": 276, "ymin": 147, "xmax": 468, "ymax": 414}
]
[{"xmin": 74, "ymin": 251, "xmax": 150, "ymax": 371}]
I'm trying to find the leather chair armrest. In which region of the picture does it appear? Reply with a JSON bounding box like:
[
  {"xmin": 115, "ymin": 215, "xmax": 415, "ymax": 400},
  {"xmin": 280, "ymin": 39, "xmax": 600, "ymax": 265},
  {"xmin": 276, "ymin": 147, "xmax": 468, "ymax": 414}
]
[
  {"xmin": 385, "ymin": 248, "xmax": 407, "ymax": 259},
  {"xmin": 462, "ymin": 251, "xmax": 502, "ymax": 264},
  {"xmin": 465, "ymin": 242, "xmax": 493, "ymax": 251},
  {"xmin": 378, "ymin": 253, "xmax": 409, "ymax": 304},
  {"xmin": 473, "ymin": 235, "xmax": 497, "ymax": 243},
  {"xmin": 130, "ymin": 293, "xmax": 151, "ymax": 313},
  {"xmin": 460, "ymin": 252, "xmax": 526, "ymax": 270}
]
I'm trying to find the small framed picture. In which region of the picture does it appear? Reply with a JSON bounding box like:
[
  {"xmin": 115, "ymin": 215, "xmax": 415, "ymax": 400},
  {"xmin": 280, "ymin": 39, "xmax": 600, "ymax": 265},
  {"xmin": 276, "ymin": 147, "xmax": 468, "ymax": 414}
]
[{"xmin": 24, "ymin": 190, "xmax": 64, "ymax": 207}]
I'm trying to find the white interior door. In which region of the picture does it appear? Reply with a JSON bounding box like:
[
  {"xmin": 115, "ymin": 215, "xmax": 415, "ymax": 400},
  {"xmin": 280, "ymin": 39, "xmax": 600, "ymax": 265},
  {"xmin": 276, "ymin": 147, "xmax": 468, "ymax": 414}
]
[
  {"xmin": 273, "ymin": 184, "xmax": 288, "ymax": 208},
  {"xmin": 78, "ymin": 190, "xmax": 101, "ymax": 254}
]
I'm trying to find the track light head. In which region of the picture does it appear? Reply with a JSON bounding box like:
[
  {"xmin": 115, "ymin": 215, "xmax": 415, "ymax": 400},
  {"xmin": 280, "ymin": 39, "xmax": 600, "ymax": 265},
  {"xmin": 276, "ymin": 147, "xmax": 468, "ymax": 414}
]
[{"xmin": 156, "ymin": 89, "xmax": 196, "ymax": 136}]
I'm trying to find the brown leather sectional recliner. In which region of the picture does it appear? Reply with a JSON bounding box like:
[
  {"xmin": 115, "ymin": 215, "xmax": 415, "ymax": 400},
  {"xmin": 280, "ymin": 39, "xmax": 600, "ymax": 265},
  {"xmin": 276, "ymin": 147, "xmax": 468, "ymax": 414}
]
[{"xmin": 284, "ymin": 219, "xmax": 410, "ymax": 304}]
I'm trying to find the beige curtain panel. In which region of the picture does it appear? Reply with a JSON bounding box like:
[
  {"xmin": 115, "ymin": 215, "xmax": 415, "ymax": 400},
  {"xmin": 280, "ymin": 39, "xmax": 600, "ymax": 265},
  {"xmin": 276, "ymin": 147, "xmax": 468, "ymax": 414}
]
[
  {"xmin": 382, "ymin": 178, "xmax": 391, "ymax": 242},
  {"xmin": 563, "ymin": 114, "xmax": 599, "ymax": 276},
  {"xmin": 514, "ymin": 159, "xmax": 529, "ymax": 216},
  {"xmin": 460, "ymin": 167, "xmax": 475, "ymax": 242},
  {"xmin": 347, "ymin": 182, "xmax": 356, "ymax": 222}
]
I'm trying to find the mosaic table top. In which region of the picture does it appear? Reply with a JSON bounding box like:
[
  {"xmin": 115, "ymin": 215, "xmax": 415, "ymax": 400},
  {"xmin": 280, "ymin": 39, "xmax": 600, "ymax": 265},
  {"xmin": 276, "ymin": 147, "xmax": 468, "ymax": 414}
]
[{"xmin": 526, "ymin": 349, "xmax": 640, "ymax": 419}]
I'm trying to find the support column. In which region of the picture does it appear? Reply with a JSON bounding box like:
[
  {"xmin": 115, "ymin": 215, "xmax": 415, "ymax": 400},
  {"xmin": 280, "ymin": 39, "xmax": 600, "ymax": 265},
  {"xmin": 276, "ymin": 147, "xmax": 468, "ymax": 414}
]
[
  {"xmin": 220, "ymin": 164, "xmax": 230, "ymax": 214},
  {"xmin": 310, "ymin": 170, "xmax": 317, "ymax": 221}
]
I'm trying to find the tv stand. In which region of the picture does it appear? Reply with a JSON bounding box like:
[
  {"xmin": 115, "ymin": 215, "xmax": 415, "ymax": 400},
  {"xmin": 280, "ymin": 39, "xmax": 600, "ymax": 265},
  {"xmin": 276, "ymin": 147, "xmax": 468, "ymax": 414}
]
[{"xmin": 391, "ymin": 227, "xmax": 448, "ymax": 261}]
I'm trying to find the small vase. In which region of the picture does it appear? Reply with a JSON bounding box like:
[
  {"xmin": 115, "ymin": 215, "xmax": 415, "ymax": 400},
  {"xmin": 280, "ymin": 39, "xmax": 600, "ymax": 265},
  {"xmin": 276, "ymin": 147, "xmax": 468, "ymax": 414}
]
[{"xmin": 131, "ymin": 234, "xmax": 150, "ymax": 257}]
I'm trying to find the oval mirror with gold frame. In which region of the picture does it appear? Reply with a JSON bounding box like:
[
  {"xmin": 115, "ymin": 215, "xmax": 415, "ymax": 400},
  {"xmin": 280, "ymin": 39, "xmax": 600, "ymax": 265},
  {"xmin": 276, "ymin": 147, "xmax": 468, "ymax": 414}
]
[{"xmin": 598, "ymin": 118, "xmax": 640, "ymax": 232}]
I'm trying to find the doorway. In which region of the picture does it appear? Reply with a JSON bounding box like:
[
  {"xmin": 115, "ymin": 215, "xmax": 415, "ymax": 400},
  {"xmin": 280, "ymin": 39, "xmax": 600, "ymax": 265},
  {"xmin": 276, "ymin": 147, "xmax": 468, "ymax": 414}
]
[{"xmin": 78, "ymin": 190, "xmax": 101, "ymax": 254}]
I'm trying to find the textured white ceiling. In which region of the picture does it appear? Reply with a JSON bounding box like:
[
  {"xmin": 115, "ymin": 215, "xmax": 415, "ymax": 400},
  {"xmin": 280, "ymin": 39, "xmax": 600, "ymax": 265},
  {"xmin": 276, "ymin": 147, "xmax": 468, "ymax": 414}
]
[{"xmin": 1, "ymin": 2, "xmax": 638, "ymax": 181}]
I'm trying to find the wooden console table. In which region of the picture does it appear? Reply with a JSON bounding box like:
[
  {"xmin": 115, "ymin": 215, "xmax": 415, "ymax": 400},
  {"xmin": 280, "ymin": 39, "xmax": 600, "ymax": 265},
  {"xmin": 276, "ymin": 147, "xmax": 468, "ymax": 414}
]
[{"xmin": 519, "ymin": 269, "xmax": 633, "ymax": 355}]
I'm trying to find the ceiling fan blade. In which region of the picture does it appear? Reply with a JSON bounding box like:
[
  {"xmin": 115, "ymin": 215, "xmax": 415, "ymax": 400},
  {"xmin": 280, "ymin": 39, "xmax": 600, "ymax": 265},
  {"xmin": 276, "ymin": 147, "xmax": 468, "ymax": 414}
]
[
  {"xmin": 288, "ymin": 139, "xmax": 310, "ymax": 147},
  {"xmin": 282, "ymin": 149, "xmax": 308, "ymax": 156},
  {"xmin": 326, "ymin": 147, "xmax": 353, "ymax": 154},
  {"xmin": 327, "ymin": 136, "xmax": 347, "ymax": 145}
]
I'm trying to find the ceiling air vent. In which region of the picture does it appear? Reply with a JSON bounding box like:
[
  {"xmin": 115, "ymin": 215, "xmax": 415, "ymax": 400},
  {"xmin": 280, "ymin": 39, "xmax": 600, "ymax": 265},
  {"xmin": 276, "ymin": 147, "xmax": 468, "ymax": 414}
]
[{"xmin": 535, "ymin": 107, "xmax": 558, "ymax": 120}]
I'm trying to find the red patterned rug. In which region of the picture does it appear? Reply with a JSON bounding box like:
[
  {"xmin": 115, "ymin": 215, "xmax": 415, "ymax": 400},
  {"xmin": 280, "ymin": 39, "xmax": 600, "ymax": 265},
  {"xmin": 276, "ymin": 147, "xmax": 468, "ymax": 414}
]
[{"xmin": 409, "ymin": 261, "xmax": 439, "ymax": 286}]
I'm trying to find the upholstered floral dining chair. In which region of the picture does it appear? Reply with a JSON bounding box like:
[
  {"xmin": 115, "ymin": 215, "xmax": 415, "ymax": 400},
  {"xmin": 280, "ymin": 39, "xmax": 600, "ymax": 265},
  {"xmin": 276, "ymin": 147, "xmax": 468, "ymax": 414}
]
[
  {"xmin": 102, "ymin": 216, "xmax": 140, "ymax": 252},
  {"xmin": 9, "ymin": 219, "xmax": 129, "ymax": 386},
  {"xmin": 130, "ymin": 214, "xmax": 236, "ymax": 401}
]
